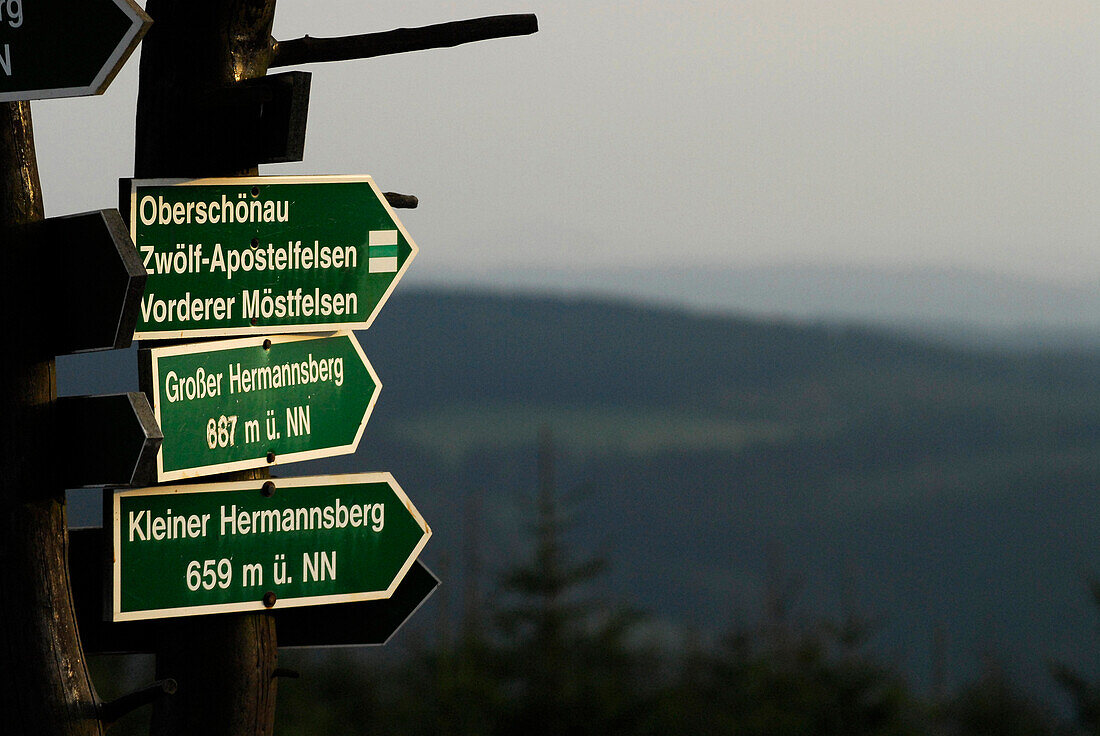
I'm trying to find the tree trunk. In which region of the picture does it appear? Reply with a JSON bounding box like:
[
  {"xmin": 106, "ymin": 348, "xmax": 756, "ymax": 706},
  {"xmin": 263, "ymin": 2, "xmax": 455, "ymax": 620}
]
[
  {"xmin": 148, "ymin": 595, "xmax": 277, "ymax": 736},
  {"xmin": 134, "ymin": 2, "xmax": 280, "ymax": 733},
  {"xmin": 135, "ymin": 0, "xmax": 277, "ymax": 179},
  {"xmin": 0, "ymin": 103, "xmax": 103, "ymax": 735}
]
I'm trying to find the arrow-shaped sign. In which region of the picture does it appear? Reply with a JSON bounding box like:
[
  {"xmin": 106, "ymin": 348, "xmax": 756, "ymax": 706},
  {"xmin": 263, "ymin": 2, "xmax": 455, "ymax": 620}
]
[
  {"xmin": 275, "ymin": 560, "xmax": 438, "ymax": 648},
  {"xmin": 0, "ymin": 0, "xmax": 151, "ymax": 102},
  {"xmin": 127, "ymin": 175, "xmax": 418, "ymax": 340},
  {"xmin": 4, "ymin": 209, "xmax": 147, "ymax": 355},
  {"xmin": 139, "ymin": 332, "xmax": 380, "ymax": 482},
  {"xmin": 47, "ymin": 210, "xmax": 147, "ymax": 354},
  {"xmin": 56, "ymin": 393, "xmax": 162, "ymax": 488},
  {"xmin": 108, "ymin": 473, "xmax": 431, "ymax": 622},
  {"xmin": 70, "ymin": 526, "xmax": 439, "ymax": 653}
]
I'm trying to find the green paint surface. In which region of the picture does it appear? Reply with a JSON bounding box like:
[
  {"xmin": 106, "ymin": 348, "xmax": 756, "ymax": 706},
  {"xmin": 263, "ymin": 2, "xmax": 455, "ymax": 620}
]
[
  {"xmin": 114, "ymin": 475, "xmax": 428, "ymax": 618},
  {"xmin": 131, "ymin": 177, "xmax": 416, "ymax": 338},
  {"xmin": 145, "ymin": 333, "xmax": 379, "ymax": 479}
]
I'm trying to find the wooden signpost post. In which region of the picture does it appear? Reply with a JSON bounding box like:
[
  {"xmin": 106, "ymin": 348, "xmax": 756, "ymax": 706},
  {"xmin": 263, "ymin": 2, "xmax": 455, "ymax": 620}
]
[
  {"xmin": 0, "ymin": 2, "xmax": 536, "ymax": 733},
  {"xmin": 0, "ymin": 0, "xmax": 151, "ymax": 729}
]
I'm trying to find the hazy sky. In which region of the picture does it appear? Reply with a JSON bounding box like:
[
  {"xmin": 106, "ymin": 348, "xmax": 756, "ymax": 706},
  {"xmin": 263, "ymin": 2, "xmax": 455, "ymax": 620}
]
[{"xmin": 30, "ymin": 1, "xmax": 1100, "ymax": 286}]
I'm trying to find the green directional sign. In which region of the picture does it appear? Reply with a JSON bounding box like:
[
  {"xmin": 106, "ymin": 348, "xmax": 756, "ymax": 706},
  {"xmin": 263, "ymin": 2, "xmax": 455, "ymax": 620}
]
[
  {"xmin": 0, "ymin": 0, "xmax": 151, "ymax": 102},
  {"xmin": 139, "ymin": 332, "xmax": 380, "ymax": 482},
  {"xmin": 108, "ymin": 473, "xmax": 431, "ymax": 622},
  {"xmin": 128, "ymin": 175, "xmax": 418, "ymax": 340}
]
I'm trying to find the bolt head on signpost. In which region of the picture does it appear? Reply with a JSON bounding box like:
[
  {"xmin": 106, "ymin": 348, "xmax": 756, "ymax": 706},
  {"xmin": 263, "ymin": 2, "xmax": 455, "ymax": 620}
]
[
  {"xmin": 139, "ymin": 332, "xmax": 381, "ymax": 482},
  {"xmin": 0, "ymin": 0, "xmax": 151, "ymax": 102},
  {"xmin": 107, "ymin": 473, "xmax": 431, "ymax": 622},
  {"xmin": 127, "ymin": 175, "xmax": 418, "ymax": 340}
]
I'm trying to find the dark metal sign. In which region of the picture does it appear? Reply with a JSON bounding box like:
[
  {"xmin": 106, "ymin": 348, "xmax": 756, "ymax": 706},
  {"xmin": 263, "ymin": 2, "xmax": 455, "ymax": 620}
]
[{"xmin": 0, "ymin": 0, "xmax": 151, "ymax": 102}]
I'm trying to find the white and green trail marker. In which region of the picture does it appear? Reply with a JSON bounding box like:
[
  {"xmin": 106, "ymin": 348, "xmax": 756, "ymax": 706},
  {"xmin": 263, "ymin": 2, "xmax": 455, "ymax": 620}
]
[
  {"xmin": 0, "ymin": 0, "xmax": 151, "ymax": 102},
  {"xmin": 139, "ymin": 332, "xmax": 380, "ymax": 482},
  {"xmin": 128, "ymin": 175, "xmax": 418, "ymax": 340},
  {"xmin": 108, "ymin": 473, "xmax": 431, "ymax": 622}
]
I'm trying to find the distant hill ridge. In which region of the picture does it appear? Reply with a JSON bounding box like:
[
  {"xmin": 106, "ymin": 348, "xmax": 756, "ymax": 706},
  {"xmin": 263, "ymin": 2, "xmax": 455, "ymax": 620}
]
[
  {"xmin": 408, "ymin": 264, "xmax": 1100, "ymax": 347},
  {"xmin": 63, "ymin": 288, "xmax": 1100, "ymax": 707},
  {"xmin": 350, "ymin": 288, "xmax": 1100, "ymax": 706},
  {"xmin": 363, "ymin": 288, "xmax": 1100, "ymax": 421}
]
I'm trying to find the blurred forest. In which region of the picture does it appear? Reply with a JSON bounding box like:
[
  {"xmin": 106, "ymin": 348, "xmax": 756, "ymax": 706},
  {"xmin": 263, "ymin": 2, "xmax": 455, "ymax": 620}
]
[
  {"xmin": 72, "ymin": 290, "xmax": 1100, "ymax": 734},
  {"xmin": 271, "ymin": 435, "xmax": 1100, "ymax": 736},
  {"xmin": 91, "ymin": 455, "xmax": 1100, "ymax": 735}
]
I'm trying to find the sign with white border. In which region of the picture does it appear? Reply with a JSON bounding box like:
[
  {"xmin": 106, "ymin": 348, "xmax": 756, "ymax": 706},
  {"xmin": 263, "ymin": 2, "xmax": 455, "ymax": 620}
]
[
  {"xmin": 128, "ymin": 175, "xmax": 418, "ymax": 340},
  {"xmin": 108, "ymin": 473, "xmax": 430, "ymax": 622},
  {"xmin": 139, "ymin": 332, "xmax": 380, "ymax": 482},
  {"xmin": 0, "ymin": 0, "xmax": 151, "ymax": 102}
]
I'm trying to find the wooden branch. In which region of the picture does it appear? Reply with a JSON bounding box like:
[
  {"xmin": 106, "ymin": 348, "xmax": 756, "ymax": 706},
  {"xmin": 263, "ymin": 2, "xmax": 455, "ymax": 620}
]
[
  {"xmin": 271, "ymin": 13, "xmax": 538, "ymax": 68},
  {"xmin": 100, "ymin": 680, "xmax": 177, "ymax": 726},
  {"xmin": 384, "ymin": 192, "xmax": 418, "ymax": 209}
]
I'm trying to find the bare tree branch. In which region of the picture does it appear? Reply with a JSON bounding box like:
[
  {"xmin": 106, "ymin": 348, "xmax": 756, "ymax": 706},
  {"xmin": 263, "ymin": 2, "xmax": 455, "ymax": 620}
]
[
  {"xmin": 384, "ymin": 192, "xmax": 418, "ymax": 209},
  {"xmin": 271, "ymin": 14, "xmax": 538, "ymax": 68}
]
